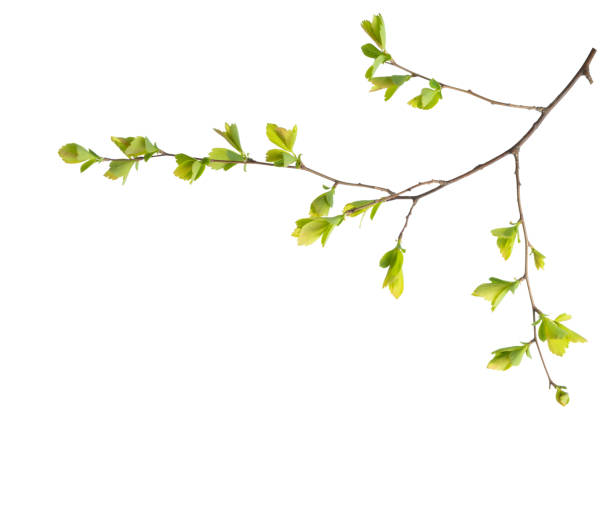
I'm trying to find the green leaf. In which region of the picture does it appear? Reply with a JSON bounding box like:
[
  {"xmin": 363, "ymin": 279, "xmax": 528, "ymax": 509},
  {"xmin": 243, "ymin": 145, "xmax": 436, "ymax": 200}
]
[
  {"xmin": 79, "ymin": 159, "xmax": 97, "ymax": 173},
  {"xmin": 292, "ymin": 215, "xmax": 344, "ymax": 247},
  {"xmin": 531, "ymin": 248, "xmax": 546, "ymax": 270},
  {"xmin": 361, "ymin": 43, "xmax": 382, "ymax": 58},
  {"xmin": 491, "ymin": 222, "xmax": 521, "ymax": 260},
  {"xmin": 472, "ymin": 277, "xmax": 521, "ymax": 311},
  {"xmin": 266, "ymin": 123, "xmax": 297, "ymax": 153},
  {"xmin": 111, "ymin": 136, "xmax": 158, "ymax": 158},
  {"xmin": 310, "ymin": 188, "xmax": 335, "ymax": 217},
  {"xmin": 369, "ymin": 75, "xmax": 412, "ymax": 101},
  {"xmin": 487, "ymin": 343, "xmax": 530, "ymax": 371},
  {"xmin": 365, "ymin": 53, "xmax": 391, "ymax": 79},
  {"xmin": 213, "ymin": 123, "xmax": 244, "ymax": 154},
  {"xmin": 379, "ymin": 245, "xmax": 405, "ymax": 299},
  {"xmin": 58, "ymin": 143, "xmax": 99, "ymax": 164},
  {"xmin": 265, "ymin": 149, "xmax": 297, "ymax": 167},
  {"xmin": 208, "ymin": 148, "xmax": 244, "ymax": 170},
  {"xmin": 343, "ymin": 199, "xmax": 376, "ymax": 217},
  {"xmin": 104, "ymin": 159, "xmax": 134, "ymax": 185},
  {"xmin": 555, "ymin": 387, "xmax": 570, "ymax": 406},
  {"xmin": 370, "ymin": 201, "xmax": 382, "ymax": 220},
  {"xmin": 173, "ymin": 154, "xmax": 207, "ymax": 182},
  {"xmin": 408, "ymin": 80, "xmax": 443, "ymax": 110},
  {"xmin": 361, "ymin": 13, "xmax": 386, "ymax": 50},
  {"xmin": 537, "ymin": 314, "xmax": 586, "ymax": 356}
]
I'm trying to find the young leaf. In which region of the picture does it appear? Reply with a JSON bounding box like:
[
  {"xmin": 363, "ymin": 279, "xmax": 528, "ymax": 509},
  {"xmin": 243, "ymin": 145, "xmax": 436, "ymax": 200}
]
[
  {"xmin": 365, "ymin": 53, "xmax": 391, "ymax": 80},
  {"xmin": 310, "ymin": 187, "xmax": 335, "ymax": 217},
  {"xmin": 491, "ymin": 222, "xmax": 520, "ymax": 260},
  {"xmin": 111, "ymin": 136, "xmax": 158, "ymax": 158},
  {"xmin": 343, "ymin": 199, "xmax": 376, "ymax": 217},
  {"xmin": 265, "ymin": 149, "xmax": 297, "ymax": 167},
  {"xmin": 555, "ymin": 386, "xmax": 570, "ymax": 406},
  {"xmin": 537, "ymin": 314, "xmax": 586, "ymax": 356},
  {"xmin": 80, "ymin": 160, "xmax": 97, "ymax": 173},
  {"xmin": 173, "ymin": 154, "xmax": 207, "ymax": 183},
  {"xmin": 472, "ymin": 277, "xmax": 521, "ymax": 311},
  {"xmin": 208, "ymin": 148, "xmax": 244, "ymax": 170},
  {"xmin": 266, "ymin": 123, "xmax": 297, "ymax": 153},
  {"xmin": 361, "ymin": 43, "xmax": 382, "ymax": 58},
  {"xmin": 379, "ymin": 245, "xmax": 405, "ymax": 299},
  {"xmin": 292, "ymin": 215, "xmax": 344, "ymax": 247},
  {"xmin": 487, "ymin": 343, "xmax": 530, "ymax": 371},
  {"xmin": 213, "ymin": 123, "xmax": 244, "ymax": 154},
  {"xmin": 369, "ymin": 75, "xmax": 412, "ymax": 101},
  {"xmin": 104, "ymin": 159, "xmax": 134, "ymax": 185},
  {"xmin": 361, "ymin": 13, "xmax": 386, "ymax": 50},
  {"xmin": 408, "ymin": 79, "xmax": 443, "ymax": 110},
  {"xmin": 531, "ymin": 248, "xmax": 546, "ymax": 270},
  {"xmin": 58, "ymin": 143, "xmax": 99, "ymax": 164},
  {"xmin": 370, "ymin": 201, "xmax": 382, "ymax": 220}
]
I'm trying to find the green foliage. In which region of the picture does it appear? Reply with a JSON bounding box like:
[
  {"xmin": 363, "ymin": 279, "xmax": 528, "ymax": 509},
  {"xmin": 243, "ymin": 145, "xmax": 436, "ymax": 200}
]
[
  {"xmin": 342, "ymin": 199, "xmax": 376, "ymax": 217},
  {"xmin": 266, "ymin": 123, "xmax": 297, "ymax": 153},
  {"xmin": 173, "ymin": 154, "xmax": 208, "ymax": 183},
  {"xmin": 361, "ymin": 14, "xmax": 390, "ymax": 79},
  {"xmin": 104, "ymin": 159, "xmax": 134, "ymax": 185},
  {"xmin": 111, "ymin": 136, "xmax": 158, "ymax": 159},
  {"xmin": 369, "ymin": 75, "xmax": 412, "ymax": 101},
  {"xmin": 292, "ymin": 215, "xmax": 344, "ymax": 247},
  {"xmin": 361, "ymin": 43, "xmax": 383, "ymax": 58},
  {"xmin": 361, "ymin": 13, "xmax": 386, "ymax": 50},
  {"xmin": 365, "ymin": 53, "xmax": 391, "ymax": 80},
  {"xmin": 58, "ymin": 143, "xmax": 100, "ymax": 164},
  {"xmin": 409, "ymin": 79, "xmax": 443, "ymax": 110},
  {"xmin": 265, "ymin": 123, "xmax": 299, "ymax": 167},
  {"xmin": 213, "ymin": 123, "xmax": 244, "ymax": 155},
  {"xmin": 310, "ymin": 187, "xmax": 335, "ymax": 217},
  {"xmin": 472, "ymin": 277, "xmax": 521, "ymax": 311},
  {"xmin": 531, "ymin": 247, "xmax": 546, "ymax": 270},
  {"xmin": 265, "ymin": 149, "xmax": 297, "ymax": 167},
  {"xmin": 208, "ymin": 148, "xmax": 244, "ymax": 170},
  {"xmin": 379, "ymin": 244, "xmax": 404, "ymax": 299},
  {"xmin": 209, "ymin": 123, "xmax": 247, "ymax": 170},
  {"xmin": 58, "ymin": 143, "xmax": 103, "ymax": 173},
  {"xmin": 536, "ymin": 313, "xmax": 586, "ymax": 356},
  {"xmin": 487, "ymin": 343, "xmax": 531, "ymax": 371},
  {"xmin": 491, "ymin": 222, "xmax": 521, "ymax": 260},
  {"xmin": 555, "ymin": 386, "xmax": 570, "ymax": 406}
]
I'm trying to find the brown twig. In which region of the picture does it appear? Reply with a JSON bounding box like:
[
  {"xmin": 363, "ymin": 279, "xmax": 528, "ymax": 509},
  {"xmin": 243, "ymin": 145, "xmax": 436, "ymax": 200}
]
[
  {"xmin": 512, "ymin": 150, "xmax": 557, "ymax": 388},
  {"xmin": 387, "ymin": 59, "xmax": 545, "ymax": 111}
]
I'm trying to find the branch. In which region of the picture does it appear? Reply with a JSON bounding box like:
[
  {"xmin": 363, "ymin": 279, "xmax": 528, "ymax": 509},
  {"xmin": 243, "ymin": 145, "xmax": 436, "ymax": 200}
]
[
  {"xmin": 388, "ymin": 59, "xmax": 544, "ymax": 111},
  {"xmin": 513, "ymin": 150, "xmax": 557, "ymax": 389}
]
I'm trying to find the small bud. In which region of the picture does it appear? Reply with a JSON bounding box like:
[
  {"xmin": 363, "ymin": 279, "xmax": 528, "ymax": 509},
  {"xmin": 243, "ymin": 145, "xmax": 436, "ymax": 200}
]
[{"xmin": 555, "ymin": 387, "xmax": 570, "ymax": 407}]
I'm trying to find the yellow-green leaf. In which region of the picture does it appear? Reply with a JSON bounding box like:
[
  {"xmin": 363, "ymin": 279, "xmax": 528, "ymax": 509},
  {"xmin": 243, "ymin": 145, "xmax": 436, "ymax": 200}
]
[
  {"xmin": 472, "ymin": 277, "xmax": 521, "ymax": 311},
  {"xmin": 531, "ymin": 248, "xmax": 546, "ymax": 270},
  {"xmin": 537, "ymin": 314, "xmax": 586, "ymax": 356},
  {"xmin": 266, "ymin": 123, "xmax": 297, "ymax": 153},
  {"xmin": 491, "ymin": 222, "xmax": 520, "ymax": 260},
  {"xmin": 104, "ymin": 159, "xmax": 134, "ymax": 185},
  {"xmin": 379, "ymin": 245, "xmax": 405, "ymax": 299},
  {"xmin": 58, "ymin": 143, "xmax": 98, "ymax": 164}
]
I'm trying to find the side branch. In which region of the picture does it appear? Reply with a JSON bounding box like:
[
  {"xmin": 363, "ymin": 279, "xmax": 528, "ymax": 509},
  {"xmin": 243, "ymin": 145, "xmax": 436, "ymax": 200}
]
[
  {"xmin": 388, "ymin": 59, "xmax": 544, "ymax": 111},
  {"xmin": 513, "ymin": 150, "xmax": 557, "ymax": 388}
]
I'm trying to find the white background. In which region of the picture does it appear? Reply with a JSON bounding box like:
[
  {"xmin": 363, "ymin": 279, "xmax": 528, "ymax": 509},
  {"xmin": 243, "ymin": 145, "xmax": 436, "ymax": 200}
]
[{"xmin": 1, "ymin": 0, "xmax": 610, "ymax": 513}]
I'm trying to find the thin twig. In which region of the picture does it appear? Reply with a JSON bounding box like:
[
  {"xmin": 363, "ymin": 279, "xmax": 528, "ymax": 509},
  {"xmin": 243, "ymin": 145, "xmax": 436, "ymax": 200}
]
[
  {"xmin": 387, "ymin": 59, "xmax": 544, "ymax": 111},
  {"xmin": 397, "ymin": 200, "xmax": 418, "ymax": 243},
  {"xmin": 513, "ymin": 150, "xmax": 557, "ymax": 388}
]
